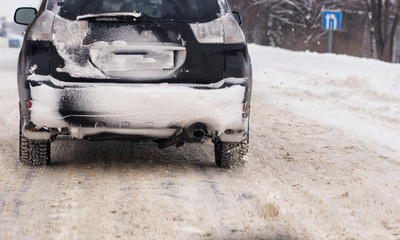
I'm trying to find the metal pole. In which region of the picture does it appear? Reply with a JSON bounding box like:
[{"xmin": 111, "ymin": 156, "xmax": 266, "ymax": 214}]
[{"xmin": 328, "ymin": 29, "xmax": 333, "ymax": 53}]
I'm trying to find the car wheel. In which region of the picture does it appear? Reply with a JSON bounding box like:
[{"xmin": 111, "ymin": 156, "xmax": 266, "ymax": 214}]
[
  {"xmin": 19, "ymin": 116, "xmax": 51, "ymax": 166},
  {"xmin": 214, "ymin": 138, "xmax": 248, "ymax": 169}
]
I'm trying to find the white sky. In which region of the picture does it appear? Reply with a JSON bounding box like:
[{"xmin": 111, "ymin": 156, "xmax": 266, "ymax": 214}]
[{"xmin": 1, "ymin": 0, "xmax": 41, "ymax": 22}]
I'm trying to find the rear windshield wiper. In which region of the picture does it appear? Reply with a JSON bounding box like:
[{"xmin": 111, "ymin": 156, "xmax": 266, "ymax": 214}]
[{"xmin": 77, "ymin": 12, "xmax": 142, "ymax": 21}]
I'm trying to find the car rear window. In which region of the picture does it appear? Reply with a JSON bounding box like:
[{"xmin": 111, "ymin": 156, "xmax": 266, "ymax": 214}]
[{"xmin": 48, "ymin": 0, "xmax": 226, "ymax": 22}]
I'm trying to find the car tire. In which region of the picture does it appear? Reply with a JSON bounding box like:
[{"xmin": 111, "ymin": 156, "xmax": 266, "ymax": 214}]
[
  {"xmin": 19, "ymin": 116, "xmax": 51, "ymax": 166},
  {"xmin": 19, "ymin": 135, "xmax": 51, "ymax": 166},
  {"xmin": 214, "ymin": 138, "xmax": 248, "ymax": 169}
]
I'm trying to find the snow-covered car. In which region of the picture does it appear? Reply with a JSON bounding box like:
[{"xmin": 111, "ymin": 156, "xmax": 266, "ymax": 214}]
[{"xmin": 14, "ymin": 0, "xmax": 252, "ymax": 168}]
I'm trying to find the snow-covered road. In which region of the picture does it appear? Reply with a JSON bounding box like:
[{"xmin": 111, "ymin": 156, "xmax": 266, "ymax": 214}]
[{"xmin": 1, "ymin": 41, "xmax": 399, "ymax": 239}]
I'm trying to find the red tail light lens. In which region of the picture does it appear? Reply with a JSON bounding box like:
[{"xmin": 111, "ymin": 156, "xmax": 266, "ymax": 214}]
[{"xmin": 26, "ymin": 100, "xmax": 32, "ymax": 109}]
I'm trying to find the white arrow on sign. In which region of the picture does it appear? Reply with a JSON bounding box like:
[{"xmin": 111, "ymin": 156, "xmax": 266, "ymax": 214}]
[{"xmin": 325, "ymin": 14, "xmax": 337, "ymax": 30}]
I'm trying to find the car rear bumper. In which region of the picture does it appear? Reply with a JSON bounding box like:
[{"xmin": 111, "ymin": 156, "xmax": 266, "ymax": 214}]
[{"xmin": 24, "ymin": 75, "xmax": 249, "ymax": 141}]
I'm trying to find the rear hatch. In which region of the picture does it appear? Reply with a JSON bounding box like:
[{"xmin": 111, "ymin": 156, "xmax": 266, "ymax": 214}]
[{"xmin": 47, "ymin": 0, "xmax": 227, "ymax": 84}]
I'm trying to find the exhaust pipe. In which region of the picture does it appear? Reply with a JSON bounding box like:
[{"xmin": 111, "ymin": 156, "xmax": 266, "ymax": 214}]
[
  {"xmin": 192, "ymin": 129, "xmax": 206, "ymax": 139},
  {"xmin": 156, "ymin": 134, "xmax": 183, "ymax": 149},
  {"xmin": 182, "ymin": 122, "xmax": 207, "ymax": 142},
  {"xmin": 157, "ymin": 122, "xmax": 208, "ymax": 149}
]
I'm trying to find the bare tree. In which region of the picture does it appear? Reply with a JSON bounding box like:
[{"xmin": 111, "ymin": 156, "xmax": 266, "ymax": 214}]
[
  {"xmin": 228, "ymin": 0, "xmax": 275, "ymax": 45},
  {"xmin": 229, "ymin": 0, "xmax": 399, "ymax": 60},
  {"xmin": 229, "ymin": 0, "xmax": 342, "ymax": 48},
  {"xmin": 364, "ymin": 0, "xmax": 400, "ymax": 62},
  {"xmin": 267, "ymin": 0, "xmax": 341, "ymax": 49}
]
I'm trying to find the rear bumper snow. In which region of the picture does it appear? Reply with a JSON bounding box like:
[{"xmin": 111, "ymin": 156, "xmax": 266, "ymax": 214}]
[{"xmin": 24, "ymin": 75, "xmax": 249, "ymax": 140}]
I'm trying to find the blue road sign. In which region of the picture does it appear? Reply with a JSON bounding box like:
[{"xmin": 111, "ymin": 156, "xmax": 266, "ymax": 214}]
[
  {"xmin": 8, "ymin": 39, "xmax": 20, "ymax": 48},
  {"xmin": 323, "ymin": 11, "xmax": 341, "ymax": 30}
]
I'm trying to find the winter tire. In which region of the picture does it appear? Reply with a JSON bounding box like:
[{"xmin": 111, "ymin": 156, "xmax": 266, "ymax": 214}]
[
  {"xmin": 19, "ymin": 134, "xmax": 51, "ymax": 166},
  {"xmin": 19, "ymin": 114, "xmax": 51, "ymax": 166},
  {"xmin": 214, "ymin": 138, "xmax": 248, "ymax": 169}
]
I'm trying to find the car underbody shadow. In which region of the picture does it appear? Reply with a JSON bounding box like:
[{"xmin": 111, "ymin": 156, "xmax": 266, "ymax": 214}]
[{"xmin": 49, "ymin": 138, "xmax": 219, "ymax": 170}]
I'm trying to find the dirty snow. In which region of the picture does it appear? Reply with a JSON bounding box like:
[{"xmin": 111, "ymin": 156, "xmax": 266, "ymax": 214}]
[{"xmin": 0, "ymin": 41, "xmax": 400, "ymax": 239}]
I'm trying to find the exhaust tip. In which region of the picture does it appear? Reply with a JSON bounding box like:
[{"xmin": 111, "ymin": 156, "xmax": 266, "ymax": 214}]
[
  {"xmin": 156, "ymin": 123, "xmax": 209, "ymax": 149},
  {"xmin": 192, "ymin": 129, "xmax": 206, "ymax": 139},
  {"xmin": 185, "ymin": 122, "xmax": 208, "ymax": 142}
]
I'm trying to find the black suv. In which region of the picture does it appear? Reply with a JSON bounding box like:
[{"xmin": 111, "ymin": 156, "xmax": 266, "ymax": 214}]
[{"xmin": 14, "ymin": 0, "xmax": 252, "ymax": 168}]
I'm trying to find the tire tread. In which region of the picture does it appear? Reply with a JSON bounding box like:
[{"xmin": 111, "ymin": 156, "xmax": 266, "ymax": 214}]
[
  {"xmin": 19, "ymin": 134, "xmax": 51, "ymax": 166},
  {"xmin": 214, "ymin": 138, "xmax": 248, "ymax": 168}
]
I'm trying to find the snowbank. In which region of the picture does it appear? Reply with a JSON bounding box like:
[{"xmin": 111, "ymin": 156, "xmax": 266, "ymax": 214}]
[
  {"xmin": 249, "ymin": 44, "xmax": 400, "ymax": 95},
  {"xmin": 249, "ymin": 44, "xmax": 400, "ymax": 159}
]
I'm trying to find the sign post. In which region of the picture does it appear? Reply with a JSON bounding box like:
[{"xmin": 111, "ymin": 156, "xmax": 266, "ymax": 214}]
[{"xmin": 322, "ymin": 11, "xmax": 342, "ymax": 53}]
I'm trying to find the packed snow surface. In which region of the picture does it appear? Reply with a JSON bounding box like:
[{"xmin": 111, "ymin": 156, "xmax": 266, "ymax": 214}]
[{"xmin": 1, "ymin": 42, "xmax": 400, "ymax": 239}]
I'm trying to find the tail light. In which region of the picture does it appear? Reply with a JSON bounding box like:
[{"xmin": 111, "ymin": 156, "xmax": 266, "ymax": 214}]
[
  {"xmin": 26, "ymin": 100, "xmax": 32, "ymax": 109},
  {"xmin": 190, "ymin": 18, "xmax": 224, "ymax": 43},
  {"xmin": 27, "ymin": 11, "xmax": 55, "ymax": 41},
  {"xmin": 190, "ymin": 13, "xmax": 245, "ymax": 44},
  {"xmin": 222, "ymin": 15, "xmax": 246, "ymax": 44}
]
